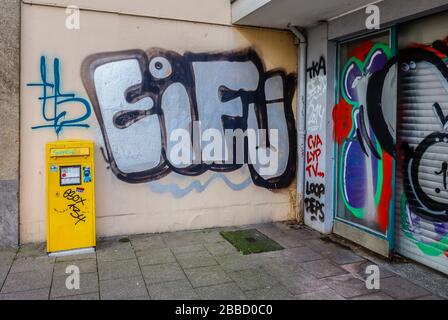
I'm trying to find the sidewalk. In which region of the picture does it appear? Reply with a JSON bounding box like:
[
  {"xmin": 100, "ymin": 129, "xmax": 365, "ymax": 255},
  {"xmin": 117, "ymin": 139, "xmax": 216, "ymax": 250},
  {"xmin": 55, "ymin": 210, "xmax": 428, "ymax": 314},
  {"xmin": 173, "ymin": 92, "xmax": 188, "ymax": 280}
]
[{"xmin": 0, "ymin": 222, "xmax": 447, "ymax": 300}]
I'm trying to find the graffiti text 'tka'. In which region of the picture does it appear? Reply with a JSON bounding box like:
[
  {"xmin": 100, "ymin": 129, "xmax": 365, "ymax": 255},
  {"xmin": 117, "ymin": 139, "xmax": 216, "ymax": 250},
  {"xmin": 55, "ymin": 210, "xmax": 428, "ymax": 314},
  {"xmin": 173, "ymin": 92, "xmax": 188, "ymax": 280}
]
[{"xmin": 28, "ymin": 56, "xmax": 92, "ymax": 135}]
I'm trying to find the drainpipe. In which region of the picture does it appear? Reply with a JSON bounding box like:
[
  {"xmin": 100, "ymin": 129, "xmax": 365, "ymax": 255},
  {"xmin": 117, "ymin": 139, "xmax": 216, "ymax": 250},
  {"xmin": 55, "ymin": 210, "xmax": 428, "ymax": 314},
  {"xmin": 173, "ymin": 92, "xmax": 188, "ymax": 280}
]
[{"xmin": 288, "ymin": 24, "xmax": 307, "ymax": 224}]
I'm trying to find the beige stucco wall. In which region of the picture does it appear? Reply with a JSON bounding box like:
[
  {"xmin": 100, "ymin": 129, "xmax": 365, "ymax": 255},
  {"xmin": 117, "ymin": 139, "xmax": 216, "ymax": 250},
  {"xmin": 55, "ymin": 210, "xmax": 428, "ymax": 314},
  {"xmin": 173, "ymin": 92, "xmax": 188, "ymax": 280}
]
[{"xmin": 20, "ymin": 2, "xmax": 297, "ymax": 243}]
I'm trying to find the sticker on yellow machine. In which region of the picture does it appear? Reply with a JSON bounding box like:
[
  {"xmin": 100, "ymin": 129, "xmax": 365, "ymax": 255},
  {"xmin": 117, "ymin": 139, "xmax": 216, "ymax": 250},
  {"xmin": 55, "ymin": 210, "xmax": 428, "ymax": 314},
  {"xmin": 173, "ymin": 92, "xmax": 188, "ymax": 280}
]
[{"xmin": 50, "ymin": 147, "xmax": 90, "ymax": 157}]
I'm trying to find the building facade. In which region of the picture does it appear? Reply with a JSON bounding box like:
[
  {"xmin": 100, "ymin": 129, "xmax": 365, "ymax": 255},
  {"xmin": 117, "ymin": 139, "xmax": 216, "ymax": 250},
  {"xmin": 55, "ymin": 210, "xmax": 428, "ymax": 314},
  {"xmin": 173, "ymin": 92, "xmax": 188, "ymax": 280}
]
[
  {"xmin": 18, "ymin": 0, "xmax": 298, "ymax": 243},
  {"xmin": 234, "ymin": 0, "xmax": 448, "ymax": 275},
  {"xmin": 0, "ymin": 0, "xmax": 447, "ymax": 276}
]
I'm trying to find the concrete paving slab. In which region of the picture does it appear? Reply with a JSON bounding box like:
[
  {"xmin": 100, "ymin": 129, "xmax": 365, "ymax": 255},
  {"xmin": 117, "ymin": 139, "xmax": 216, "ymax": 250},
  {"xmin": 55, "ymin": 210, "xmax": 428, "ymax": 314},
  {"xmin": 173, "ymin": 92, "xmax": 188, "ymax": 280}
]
[
  {"xmin": 273, "ymin": 235, "xmax": 307, "ymax": 249},
  {"xmin": 325, "ymin": 248, "xmax": 366, "ymax": 265},
  {"xmin": 254, "ymin": 225, "xmax": 286, "ymax": 240},
  {"xmin": 350, "ymin": 292, "xmax": 394, "ymax": 300},
  {"xmin": 204, "ymin": 241, "xmax": 238, "ymax": 256},
  {"xmin": 229, "ymin": 268, "xmax": 279, "ymax": 291},
  {"xmin": 170, "ymin": 244, "xmax": 205, "ymax": 255},
  {"xmin": 286, "ymin": 226, "xmax": 321, "ymax": 240},
  {"xmin": 0, "ymin": 266, "xmax": 9, "ymax": 289},
  {"xmin": 215, "ymin": 254, "xmax": 256, "ymax": 272},
  {"xmin": 195, "ymin": 283, "xmax": 247, "ymax": 300},
  {"xmin": 295, "ymin": 288, "xmax": 346, "ymax": 300},
  {"xmin": 281, "ymin": 246, "xmax": 323, "ymax": 263},
  {"xmin": 322, "ymin": 274, "xmax": 373, "ymax": 298},
  {"xmin": 100, "ymin": 275, "xmax": 148, "ymax": 300},
  {"xmin": 9, "ymin": 256, "xmax": 54, "ymax": 274},
  {"xmin": 340, "ymin": 261, "xmax": 395, "ymax": 280},
  {"xmin": 98, "ymin": 258, "xmax": 141, "ymax": 281},
  {"xmin": 276, "ymin": 272, "xmax": 330, "ymax": 295},
  {"xmin": 0, "ymin": 247, "xmax": 18, "ymax": 255},
  {"xmin": 132, "ymin": 295, "xmax": 151, "ymax": 300},
  {"xmin": 54, "ymin": 292, "xmax": 100, "ymax": 300},
  {"xmin": 141, "ymin": 262, "xmax": 186, "ymax": 285},
  {"xmin": 0, "ymin": 288, "xmax": 49, "ymax": 300},
  {"xmin": 148, "ymin": 279, "xmax": 198, "ymax": 300},
  {"xmin": 185, "ymin": 265, "xmax": 232, "ymax": 288},
  {"xmin": 379, "ymin": 276, "xmax": 431, "ymax": 300},
  {"xmin": 96, "ymin": 242, "xmax": 136, "ymax": 262},
  {"xmin": 55, "ymin": 253, "xmax": 96, "ymax": 263},
  {"xmin": 245, "ymin": 285, "xmax": 295, "ymax": 300},
  {"xmin": 136, "ymin": 248, "xmax": 176, "ymax": 266},
  {"xmin": 96, "ymin": 238, "xmax": 132, "ymax": 251},
  {"xmin": 53, "ymin": 258, "xmax": 97, "ymax": 277},
  {"xmin": 16, "ymin": 243, "xmax": 46, "ymax": 258},
  {"xmin": 163, "ymin": 231, "xmax": 204, "ymax": 248},
  {"xmin": 176, "ymin": 250, "xmax": 218, "ymax": 269},
  {"xmin": 50, "ymin": 272, "xmax": 98, "ymax": 298},
  {"xmin": 0, "ymin": 250, "xmax": 16, "ymax": 267},
  {"xmin": 262, "ymin": 257, "xmax": 305, "ymax": 276},
  {"xmin": 130, "ymin": 235, "xmax": 167, "ymax": 251},
  {"xmin": 300, "ymin": 259, "xmax": 349, "ymax": 279},
  {"xmin": 415, "ymin": 295, "xmax": 446, "ymax": 300},
  {"xmin": 304, "ymin": 238, "xmax": 343, "ymax": 256},
  {"xmin": 384, "ymin": 262, "xmax": 448, "ymax": 299},
  {"xmin": 249, "ymin": 249, "xmax": 285, "ymax": 264},
  {"xmin": 1, "ymin": 269, "xmax": 52, "ymax": 293},
  {"xmin": 199, "ymin": 230, "xmax": 226, "ymax": 244}
]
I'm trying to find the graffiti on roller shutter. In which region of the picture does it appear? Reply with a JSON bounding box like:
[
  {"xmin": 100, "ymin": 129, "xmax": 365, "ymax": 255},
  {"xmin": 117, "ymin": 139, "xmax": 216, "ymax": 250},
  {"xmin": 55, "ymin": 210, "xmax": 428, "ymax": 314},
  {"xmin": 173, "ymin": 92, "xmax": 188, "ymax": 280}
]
[
  {"xmin": 398, "ymin": 37, "xmax": 448, "ymax": 260},
  {"xmin": 332, "ymin": 41, "xmax": 395, "ymax": 234}
]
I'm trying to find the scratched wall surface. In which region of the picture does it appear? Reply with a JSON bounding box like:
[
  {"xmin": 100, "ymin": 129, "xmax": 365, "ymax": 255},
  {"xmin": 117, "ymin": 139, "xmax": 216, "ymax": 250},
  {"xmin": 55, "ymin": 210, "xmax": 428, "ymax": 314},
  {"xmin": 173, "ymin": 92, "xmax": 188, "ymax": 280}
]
[
  {"xmin": 0, "ymin": 0, "xmax": 20, "ymax": 246},
  {"xmin": 20, "ymin": 3, "xmax": 297, "ymax": 243}
]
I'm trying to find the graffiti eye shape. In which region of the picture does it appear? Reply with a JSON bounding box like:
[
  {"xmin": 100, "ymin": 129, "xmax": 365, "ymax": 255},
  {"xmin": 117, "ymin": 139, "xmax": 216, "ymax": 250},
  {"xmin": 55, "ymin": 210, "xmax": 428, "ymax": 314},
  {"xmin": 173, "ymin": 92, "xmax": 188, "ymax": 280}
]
[
  {"xmin": 401, "ymin": 63, "xmax": 410, "ymax": 72},
  {"xmin": 352, "ymin": 76, "xmax": 362, "ymax": 89},
  {"xmin": 149, "ymin": 57, "xmax": 172, "ymax": 79},
  {"xmin": 409, "ymin": 61, "xmax": 417, "ymax": 70}
]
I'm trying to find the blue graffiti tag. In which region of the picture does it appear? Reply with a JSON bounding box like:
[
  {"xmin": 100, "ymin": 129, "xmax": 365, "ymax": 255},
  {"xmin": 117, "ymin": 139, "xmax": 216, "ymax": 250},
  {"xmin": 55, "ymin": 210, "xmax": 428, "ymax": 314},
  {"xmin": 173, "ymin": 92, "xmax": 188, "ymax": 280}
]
[{"xmin": 28, "ymin": 56, "xmax": 91, "ymax": 135}]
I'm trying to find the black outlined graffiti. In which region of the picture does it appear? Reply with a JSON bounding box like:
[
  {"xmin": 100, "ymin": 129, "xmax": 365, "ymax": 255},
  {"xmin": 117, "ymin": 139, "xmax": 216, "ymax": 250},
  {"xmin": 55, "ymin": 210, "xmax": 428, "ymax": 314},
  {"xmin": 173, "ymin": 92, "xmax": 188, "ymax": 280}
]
[
  {"xmin": 435, "ymin": 161, "xmax": 448, "ymax": 194},
  {"xmin": 433, "ymin": 102, "xmax": 448, "ymax": 131},
  {"xmin": 367, "ymin": 58, "xmax": 397, "ymax": 159},
  {"xmin": 307, "ymin": 56, "xmax": 326, "ymax": 79},
  {"xmin": 81, "ymin": 48, "xmax": 297, "ymax": 190},
  {"xmin": 63, "ymin": 189, "xmax": 87, "ymax": 225},
  {"xmin": 400, "ymin": 46, "xmax": 448, "ymax": 222},
  {"xmin": 304, "ymin": 182, "xmax": 325, "ymax": 222},
  {"xmin": 403, "ymin": 132, "xmax": 448, "ymax": 221}
]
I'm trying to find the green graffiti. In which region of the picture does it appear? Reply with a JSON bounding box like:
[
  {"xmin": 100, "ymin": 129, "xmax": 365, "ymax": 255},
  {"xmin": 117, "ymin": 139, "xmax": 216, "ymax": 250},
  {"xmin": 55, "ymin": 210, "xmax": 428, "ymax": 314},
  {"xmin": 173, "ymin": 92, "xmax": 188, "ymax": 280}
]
[
  {"xmin": 338, "ymin": 43, "xmax": 392, "ymax": 219},
  {"xmin": 400, "ymin": 194, "xmax": 448, "ymax": 257}
]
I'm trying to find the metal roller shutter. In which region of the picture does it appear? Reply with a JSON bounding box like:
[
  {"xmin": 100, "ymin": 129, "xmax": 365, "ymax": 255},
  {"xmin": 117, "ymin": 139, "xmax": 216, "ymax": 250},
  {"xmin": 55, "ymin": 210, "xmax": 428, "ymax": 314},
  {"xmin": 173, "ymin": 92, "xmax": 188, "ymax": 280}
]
[{"xmin": 395, "ymin": 38, "xmax": 448, "ymax": 274}]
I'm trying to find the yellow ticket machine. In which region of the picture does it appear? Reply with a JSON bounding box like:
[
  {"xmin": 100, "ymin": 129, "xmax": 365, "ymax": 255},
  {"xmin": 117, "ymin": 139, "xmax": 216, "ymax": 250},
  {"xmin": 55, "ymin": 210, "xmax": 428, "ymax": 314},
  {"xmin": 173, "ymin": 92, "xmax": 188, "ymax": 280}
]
[{"xmin": 46, "ymin": 140, "xmax": 96, "ymax": 254}]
